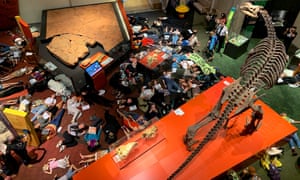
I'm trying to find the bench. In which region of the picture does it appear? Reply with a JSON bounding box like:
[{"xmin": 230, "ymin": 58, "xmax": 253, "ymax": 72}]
[{"xmin": 192, "ymin": 0, "xmax": 211, "ymax": 14}]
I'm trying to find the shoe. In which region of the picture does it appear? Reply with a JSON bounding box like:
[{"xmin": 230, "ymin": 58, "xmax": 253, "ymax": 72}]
[
  {"xmin": 119, "ymin": 105, "xmax": 125, "ymax": 109},
  {"xmin": 292, "ymin": 148, "xmax": 298, "ymax": 156},
  {"xmin": 98, "ymin": 89, "xmax": 106, "ymax": 96},
  {"xmin": 59, "ymin": 145, "xmax": 66, "ymax": 152},
  {"xmin": 56, "ymin": 140, "xmax": 63, "ymax": 148},
  {"xmin": 277, "ymin": 78, "xmax": 284, "ymax": 83}
]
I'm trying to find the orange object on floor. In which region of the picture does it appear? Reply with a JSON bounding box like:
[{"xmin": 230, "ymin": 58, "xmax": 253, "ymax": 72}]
[
  {"xmin": 139, "ymin": 49, "xmax": 169, "ymax": 70},
  {"xmin": 74, "ymin": 77, "xmax": 297, "ymax": 180}
]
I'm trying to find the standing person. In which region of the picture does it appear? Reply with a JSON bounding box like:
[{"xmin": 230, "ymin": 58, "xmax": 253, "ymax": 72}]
[
  {"xmin": 205, "ymin": 9, "xmax": 217, "ymax": 32},
  {"xmin": 283, "ymin": 26, "xmax": 297, "ymax": 53},
  {"xmin": 5, "ymin": 136, "xmax": 32, "ymax": 166},
  {"xmin": 280, "ymin": 113, "xmax": 300, "ymax": 156},
  {"xmin": 0, "ymin": 144, "xmax": 19, "ymax": 178},
  {"xmin": 215, "ymin": 20, "xmax": 228, "ymax": 54},
  {"xmin": 205, "ymin": 31, "xmax": 218, "ymax": 62}
]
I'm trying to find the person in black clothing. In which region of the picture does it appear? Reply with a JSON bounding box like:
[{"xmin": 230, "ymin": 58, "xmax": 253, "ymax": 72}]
[
  {"xmin": 0, "ymin": 145, "xmax": 19, "ymax": 177},
  {"xmin": 145, "ymin": 103, "xmax": 162, "ymax": 120},
  {"xmin": 283, "ymin": 26, "xmax": 297, "ymax": 53},
  {"xmin": 57, "ymin": 123, "xmax": 88, "ymax": 152},
  {"xmin": 125, "ymin": 56, "xmax": 144, "ymax": 85},
  {"xmin": 205, "ymin": 10, "xmax": 217, "ymax": 32},
  {"xmin": 215, "ymin": 20, "xmax": 228, "ymax": 53},
  {"xmin": 80, "ymin": 85, "xmax": 114, "ymax": 107},
  {"xmin": 5, "ymin": 136, "xmax": 32, "ymax": 166},
  {"xmin": 103, "ymin": 110, "xmax": 120, "ymax": 144}
]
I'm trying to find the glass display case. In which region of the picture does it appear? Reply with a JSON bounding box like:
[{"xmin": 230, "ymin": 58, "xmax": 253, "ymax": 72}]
[
  {"xmin": 109, "ymin": 119, "xmax": 165, "ymax": 169},
  {"xmin": 223, "ymin": 34, "xmax": 249, "ymax": 59}
]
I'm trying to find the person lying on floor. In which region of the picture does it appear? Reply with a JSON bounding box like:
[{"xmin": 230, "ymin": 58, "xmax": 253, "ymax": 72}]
[
  {"xmin": 84, "ymin": 125, "xmax": 102, "ymax": 152},
  {"xmin": 66, "ymin": 96, "xmax": 82, "ymax": 123},
  {"xmin": 0, "ymin": 66, "xmax": 34, "ymax": 82},
  {"xmin": 103, "ymin": 110, "xmax": 121, "ymax": 145},
  {"xmin": 80, "ymin": 85, "xmax": 114, "ymax": 107},
  {"xmin": 40, "ymin": 103, "xmax": 66, "ymax": 141},
  {"xmin": 56, "ymin": 122, "xmax": 88, "ymax": 152},
  {"xmin": 79, "ymin": 149, "xmax": 109, "ymax": 165},
  {"xmin": 42, "ymin": 156, "xmax": 70, "ymax": 175},
  {"xmin": 116, "ymin": 109, "xmax": 149, "ymax": 131},
  {"xmin": 117, "ymin": 97, "xmax": 138, "ymax": 109},
  {"xmin": 34, "ymin": 100, "xmax": 64, "ymax": 130},
  {"xmin": 277, "ymin": 70, "xmax": 300, "ymax": 87},
  {"xmin": 31, "ymin": 94, "xmax": 59, "ymax": 122},
  {"xmin": 54, "ymin": 164, "xmax": 84, "ymax": 180},
  {"xmin": 0, "ymin": 82, "xmax": 26, "ymax": 98},
  {"xmin": 0, "ymin": 81, "xmax": 23, "ymax": 90}
]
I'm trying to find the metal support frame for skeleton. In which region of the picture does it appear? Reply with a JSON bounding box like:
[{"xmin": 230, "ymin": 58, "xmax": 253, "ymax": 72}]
[{"xmin": 168, "ymin": 2, "xmax": 289, "ymax": 179}]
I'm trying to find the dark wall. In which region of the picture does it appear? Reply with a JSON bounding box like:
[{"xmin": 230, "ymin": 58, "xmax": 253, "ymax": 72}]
[{"xmin": 251, "ymin": 0, "xmax": 300, "ymax": 39}]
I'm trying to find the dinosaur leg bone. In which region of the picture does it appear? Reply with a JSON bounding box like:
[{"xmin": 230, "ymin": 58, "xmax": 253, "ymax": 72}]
[{"xmin": 184, "ymin": 113, "xmax": 217, "ymax": 151}]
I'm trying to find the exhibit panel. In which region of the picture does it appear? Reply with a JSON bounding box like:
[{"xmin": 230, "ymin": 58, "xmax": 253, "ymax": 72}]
[{"xmin": 74, "ymin": 77, "xmax": 297, "ymax": 179}]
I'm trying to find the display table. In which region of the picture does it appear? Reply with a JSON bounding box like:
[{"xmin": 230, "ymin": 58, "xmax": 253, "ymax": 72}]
[
  {"xmin": 139, "ymin": 49, "xmax": 170, "ymax": 70},
  {"xmin": 80, "ymin": 52, "xmax": 114, "ymax": 91},
  {"xmin": 74, "ymin": 77, "xmax": 296, "ymax": 180},
  {"xmin": 224, "ymin": 35, "xmax": 249, "ymax": 59}
]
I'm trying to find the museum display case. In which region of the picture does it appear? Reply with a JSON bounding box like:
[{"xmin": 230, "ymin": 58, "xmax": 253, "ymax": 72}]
[{"xmin": 224, "ymin": 34, "xmax": 249, "ymax": 59}]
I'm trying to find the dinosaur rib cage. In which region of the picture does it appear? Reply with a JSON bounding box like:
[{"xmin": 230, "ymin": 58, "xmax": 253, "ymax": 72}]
[{"xmin": 240, "ymin": 37, "xmax": 288, "ymax": 90}]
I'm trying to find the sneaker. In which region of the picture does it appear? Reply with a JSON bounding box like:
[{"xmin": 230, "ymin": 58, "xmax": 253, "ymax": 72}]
[
  {"xmin": 56, "ymin": 140, "xmax": 63, "ymax": 148},
  {"xmin": 292, "ymin": 148, "xmax": 298, "ymax": 156},
  {"xmin": 98, "ymin": 89, "xmax": 106, "ymax": 96},
  {"xmin": 277, "ymin": 78, "xmax": 284, "ymax": 83},
  {"xmin": 59, "ymin": 145, "xmax": 66, "ymax": 152}
]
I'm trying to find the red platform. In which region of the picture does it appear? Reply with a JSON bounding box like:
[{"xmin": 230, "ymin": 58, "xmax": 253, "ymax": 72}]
[{"xmin": 74, "ymin": 77, "xmax": 297, "ymax": 180}]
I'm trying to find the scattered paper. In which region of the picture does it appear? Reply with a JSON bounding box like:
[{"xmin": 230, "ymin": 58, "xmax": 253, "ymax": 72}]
[{"xmin": 174, "ymin": 108, "xmax": 184, "ymax": 116}]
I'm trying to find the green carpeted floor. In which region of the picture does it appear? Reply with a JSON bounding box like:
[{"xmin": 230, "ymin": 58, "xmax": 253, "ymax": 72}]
[{"xmin": 193, "ymin": 23, "xmax": 300, "ymax": 179}]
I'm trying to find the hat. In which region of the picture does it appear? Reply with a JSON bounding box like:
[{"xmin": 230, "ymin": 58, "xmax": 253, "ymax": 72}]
[{"xmin": 266, "ymin": 147, "xmax": 283, "ymax": 156}]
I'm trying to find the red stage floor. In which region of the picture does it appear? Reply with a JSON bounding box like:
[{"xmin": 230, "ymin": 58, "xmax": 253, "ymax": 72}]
[{"xmin": 74, "ymin": 77, "xmax": 297, "ymax": 180}]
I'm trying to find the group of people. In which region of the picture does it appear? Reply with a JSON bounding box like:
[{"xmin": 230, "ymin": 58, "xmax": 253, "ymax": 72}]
[
  {"xmin": 1, "ymin": 8, "xmax": 299, "ymax": 180},
  {"xmin": 107, "ymin": 14, "xmax": 226, "ymax": 140}
]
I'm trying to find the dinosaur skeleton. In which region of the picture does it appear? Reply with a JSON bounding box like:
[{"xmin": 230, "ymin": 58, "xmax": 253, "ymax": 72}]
[{"xmin": 168, "ymin": 2, "xmax": 289, "ymax": 179}]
